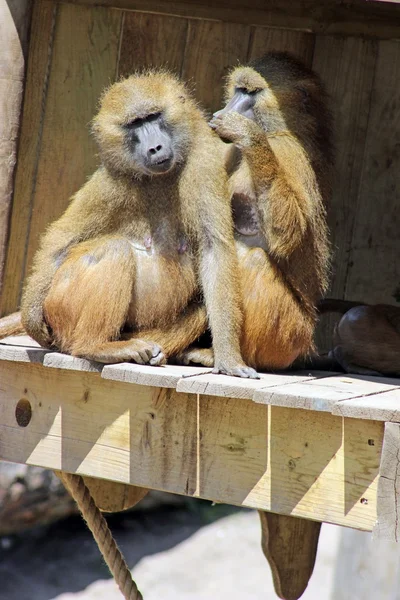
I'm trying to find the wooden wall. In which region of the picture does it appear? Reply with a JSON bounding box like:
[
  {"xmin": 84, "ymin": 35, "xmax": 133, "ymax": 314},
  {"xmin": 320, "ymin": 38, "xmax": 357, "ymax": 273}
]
[{"xmin": 1, "ymin": 0, "xmax": 400, "ymax": 350}]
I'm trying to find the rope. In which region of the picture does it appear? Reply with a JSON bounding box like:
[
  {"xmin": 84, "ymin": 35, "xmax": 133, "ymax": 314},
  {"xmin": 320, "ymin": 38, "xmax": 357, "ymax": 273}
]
[{"xmin": 59, "ymin": 472, "xmax": 143, "ymax": 600}]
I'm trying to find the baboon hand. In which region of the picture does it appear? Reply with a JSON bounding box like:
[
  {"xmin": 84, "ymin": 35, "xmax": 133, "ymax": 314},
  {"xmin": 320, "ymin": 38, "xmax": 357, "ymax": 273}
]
[
  {"xmin": 213, "ymin": 358, "xmax": 259, "ymax": 379},
  {"xmin": 210, "ymin": 112, "xmax": 259, "ymax": 147}
]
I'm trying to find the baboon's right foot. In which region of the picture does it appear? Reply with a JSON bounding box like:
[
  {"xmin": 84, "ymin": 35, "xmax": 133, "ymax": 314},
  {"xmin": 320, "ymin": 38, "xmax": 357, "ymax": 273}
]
[{"xmin": 78, "ymin": 339, "xmax": 166, "ymax": 365}]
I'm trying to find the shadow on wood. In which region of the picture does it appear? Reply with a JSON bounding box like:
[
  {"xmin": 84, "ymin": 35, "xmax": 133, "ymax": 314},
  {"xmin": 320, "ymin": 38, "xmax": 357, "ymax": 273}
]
[{"xmin": 259, "ymin": 511, "xmax": 321, "ymax": 600}]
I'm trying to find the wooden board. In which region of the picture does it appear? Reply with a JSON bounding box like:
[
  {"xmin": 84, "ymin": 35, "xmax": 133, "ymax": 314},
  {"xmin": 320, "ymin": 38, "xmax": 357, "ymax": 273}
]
[
  {"xmin": 248, "ymin": 27, "xmax": 315, "ymax": 64},
  {"xmin": 373, "ymin": 422, "xmax": 400, "ymax": 541},
  {"xmin": 0, "ymin": 359, "xmax": 384, "ymax": 531},
  {"xmin": 55, "ymin": 0, "xmax": 400, "ymax": 41},
  {"xmin": 344, "ymin": 39, "xmax": 400, "ymax": 307},
  {"xmin": 312, "ymin": 35, "xmax": 378, "ymax": 352},
  {"xmin": 1, "ymin": 1, "xmax": 121, "ymax": 314}
]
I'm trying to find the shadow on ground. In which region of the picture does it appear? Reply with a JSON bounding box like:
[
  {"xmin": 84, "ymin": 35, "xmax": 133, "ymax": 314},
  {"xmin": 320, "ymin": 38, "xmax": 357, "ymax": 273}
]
[{"xmin": 0, "ymin": 497, "xmax": 243, "ymax": 600}]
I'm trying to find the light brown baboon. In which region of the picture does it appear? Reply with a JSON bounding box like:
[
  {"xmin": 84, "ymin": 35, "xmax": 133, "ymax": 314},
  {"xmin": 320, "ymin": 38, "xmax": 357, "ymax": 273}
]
[
  {"xmin": 179, "ymin": 52, "xmax": 334, "ymax": 371},
  {"xmin": 316, "ymin": 298, "xmax": 400, "ymax": 376},
  {"xmin": 10, "ymin": 71, "xmax": 257, "ymax": 377}
]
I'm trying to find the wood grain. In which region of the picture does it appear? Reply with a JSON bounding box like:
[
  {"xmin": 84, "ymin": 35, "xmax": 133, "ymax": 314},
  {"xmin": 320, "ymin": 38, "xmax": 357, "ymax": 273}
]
[
  {"xmin": 344, "ymin": 40, "xmax": 400, "ymax": 307},
  {"xmin": 54, "ymin": 0, "xmax": 400, "ymax": 41},
  {"xmin": 0, "ymin": 0, "xmax": 32, "ymax": 294},
  {"xmin": 0, "ymin": 360, "xmax": 383, "ymax": 530},
  {"xmin": 373, "ymin": 422, "xmax": 400, "ymax": 541},
  {"xmin": 312, "ymin": 35, "xmax": 378, "ymax": 352},
  {"xmin": 259, "ymin": 512, "xmax": 321, "ymax": 600},
  {"xmin": 332, "ymin": 388, "xmax": 400, "ymax": 421},
  {"xmin": 182, "ymin": 20, "xmax": 250, "ymax": 112},
  {"xmin": 248, "ymin": 27, "xmax": 315, "ymax": 64},
  {"xmin": 0, "ymin": 0, "xmax": 57, "ymax": 315},
  {"xmin": 118, "ymin": 12, "xmax": 188, "ymax": 78}
]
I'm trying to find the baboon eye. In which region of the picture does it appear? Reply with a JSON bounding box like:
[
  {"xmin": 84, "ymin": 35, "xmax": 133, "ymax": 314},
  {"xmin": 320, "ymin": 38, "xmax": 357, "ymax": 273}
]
[{"xmin": 124, "ymin": 112, "xmax": 162, "ymax": 128}]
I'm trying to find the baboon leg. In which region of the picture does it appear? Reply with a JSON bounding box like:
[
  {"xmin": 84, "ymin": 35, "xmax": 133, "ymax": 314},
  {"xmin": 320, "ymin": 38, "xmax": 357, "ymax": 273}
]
[
  {"xmin": 123, "ymin": 303, "xmax": 209, "ymax": 364},
  {"xmin": 176, "ymin": 346, "xmax": 215, "ymax": 367},
  {"xmin": 44, "ymin": 237, "xmax": 161, "ymax": 364}
]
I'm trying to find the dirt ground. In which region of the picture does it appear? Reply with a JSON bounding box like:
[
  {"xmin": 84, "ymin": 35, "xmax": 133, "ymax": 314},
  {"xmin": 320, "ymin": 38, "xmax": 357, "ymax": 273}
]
[{"xmin": 0, "ymin": 499, "xmax": 340, "ymax": 600}]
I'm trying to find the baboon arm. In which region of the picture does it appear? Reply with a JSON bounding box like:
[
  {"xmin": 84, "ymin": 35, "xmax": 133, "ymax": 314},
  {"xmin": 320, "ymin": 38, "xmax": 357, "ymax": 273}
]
[{"xmin": 242, "ymin": 135, "xmax": 315, "ymax": 258}]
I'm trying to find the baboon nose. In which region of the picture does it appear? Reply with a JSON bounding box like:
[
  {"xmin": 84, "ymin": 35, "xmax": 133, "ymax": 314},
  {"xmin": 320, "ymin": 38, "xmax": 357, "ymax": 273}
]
[{"xmin": 149, "ymin": 145, "xmax": 162, "ymax": 155}]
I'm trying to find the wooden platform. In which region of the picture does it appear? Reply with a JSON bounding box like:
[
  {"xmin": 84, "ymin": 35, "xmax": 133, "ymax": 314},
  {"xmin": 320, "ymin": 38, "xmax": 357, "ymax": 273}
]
[{"xmin": 0, "ymin": 335, "xmax": 400, "ymax": 537}]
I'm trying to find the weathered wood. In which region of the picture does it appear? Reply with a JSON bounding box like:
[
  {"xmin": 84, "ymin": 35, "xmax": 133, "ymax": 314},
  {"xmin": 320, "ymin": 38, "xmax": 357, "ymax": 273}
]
[
  {"xmin": 0, "ymin": 0, "xmax": 56, "ymax": 315},
  {"xmin": 176, "ymin": 371, "xmax": 320, "ymax": 399},
  {"xmin": 373, "ymin": 422, "xmax": 400, "ymax": 541},
  {"xmin": 344, "ymin": 40, "xmax": 400, "ymax": 307},
  {"xmin": 182, "ymin": 20, "xmax": 250, "ymax": 112},
  {"xmin": 311, "ymin": 36, "xmax": 377, "ymax": 352},
  {"xmin": 54, "ymin": 0, "xmax": 400, "ymax": 41},
  {"xmin": 1, "ymin": 1, "xmax": 121, "ymax": 314},
  {"xmin": 44, "ymin": 352, "xmax": 103, "ymax": 372},
  {"xmin": 248, "ymin": 27, "xmax": 315, "ymax": 64},
  {"xmin": 102, "ymin": 362, "xmax": 211, "ymax": 387},
  {"xmin": 253, "ymin": 375, "xmax": 400, "ymax": 411},
  {"xmin": 332, "ymin": 388, "xmax": 400, "ymax": 420},
  {"xmin": 118, "ymin": 11, "xmax": 188, "ymax": 78},
  {"xmin": 0, "ymin": 0, "xmax": 32, "ymax": 292},
  {"xmin": 259, "ymin": 511, "xmax": 321, "ymax": 600},
  {"xmin": 60, "ymin": 473, "xmax": 149, "ymax": 512},
  {"xmin": 0, "ymin": 360, "xmax": 384, "ymax": 530}
]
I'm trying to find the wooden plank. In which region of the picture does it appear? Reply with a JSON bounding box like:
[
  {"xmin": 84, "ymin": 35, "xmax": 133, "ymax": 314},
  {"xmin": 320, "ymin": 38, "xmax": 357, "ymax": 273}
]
[
  {"xmin": 248, "ymin": 27, "xmax": 315, "ymax": 64},
  {"xmin": 0, "ymin": 0, "xmax": 32, "ymax": 293},
  {"xmin": 56, "ymin": 0, "xmax": 400, "ymax": 41},
  {"xmin": 118, "ymin": 12, "xmax": 188, "ymax": 78},
  {"xmin": 0, "ymin": 0, "xmax": 58, "ymax": 315},
  {"xmin": 102, "ymin": 362, "xmax": 211, "ymax": 388},
  {"xmin": 77, "ymin": 475, "xmax": 149, "ymax": 512},
  {"xmin": 44, "ymin": 352, "xmax": 103, "ymax": 373},
  {"xmin": 373, "ymin": 422, "xmax": 400, "ymax": 541},
  {"xmin": 176, "ymin": 371, "xmax": 319, "ymax": 399},
  {"xmin": 344, "ymin": 40, "xmax": 400, "ymax": 307},
  {"xmin": 333, "ymin": 388, "xmax": 400, "ymax": 421},
  {"xmin": 259, "ymin": 512, "xmax": 321, "ymax": 600},
  {"xmin": 311, "ymin": 35, "xmax": 377, "ymax": 352},
  {"xmin": 1, "ymin": 2, "xmax": 122, "ymax": 315},
  {"xmin": 0, "ymin": 335, "xmax": 40, "ymax": 347},
  {"xmin": 0, "ymin": 360, "xmax": 383, "ymax": 530},
  {"xmin": 182, "ymin": 20, "xmax": 250, "ymax": 112},
  {"xmin": 253, "ymin": 374, "xmax": 400, "ymax": 411},
  {"xmin": 0, "ymin": 344, "xmax": 49, "ymax": 364}
]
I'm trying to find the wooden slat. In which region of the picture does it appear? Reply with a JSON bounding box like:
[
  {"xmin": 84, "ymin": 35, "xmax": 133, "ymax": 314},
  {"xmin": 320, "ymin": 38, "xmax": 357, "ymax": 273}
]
[
  {"xmin": 333, "ymin": 388, "xmax": 400, "ymax": 421},
  {"xmin": 344, "ymin": 39, "xmax": 400, "ymax": 306},
  {"xmin": 0, "ymin": 0, "xmax": 32, "ymax": 293},
  {"xmin": 312, "ymin": 36, "xmax": 378, "ymax": 351},
  {"xmin": 0, "ymin": 360, "xmax": 383, "ymax": 530},
  {"xmin": 102, "ymin": 362, "xmax": 211, "ymax": 387},
  {"xmin": 0, "ymin": 344, "xmax": 49, "ymax": 364},
  {"xmin": 56, "ymin": 0, "xmax": 400, "ymax": 41},
  {"xmin": 176, "ymin": 371, "xmax": 319, "ymax": 399},
  {"xmin": 248, "ymin": 27, "xmax": 315, "ymax": 64},
  {"xmin": 1, "ymin": 2, "xmax": 122, "ymax": 314},
  {"xmin": 253, "ymin": 375, "xmax": 400, "ymax": 411},
  {"xmin": 0, "ymin": 0, "xmax": 58, "ymax": 315},
  {"xmin": 44, "ymin": 352, "xmax": 103, "ymax": 373},
  {"xmin": 182, "ymin": 20, "xmax": 251, "ymax": 112},
  {"xmin": 118, "ymin": 12, "xmax": 188, "ymax": 78},
  {"xmin": 0, "ymin": 335, "xmax": 41, "ymax": 347},
  {"xmin": 373, "ymin": 422, "xmax": 400, "ymax": 541}
]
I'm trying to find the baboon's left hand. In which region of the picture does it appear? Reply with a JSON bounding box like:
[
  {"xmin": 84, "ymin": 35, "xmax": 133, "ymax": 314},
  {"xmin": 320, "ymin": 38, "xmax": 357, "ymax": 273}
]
[{"xmin": 210, "ymin": 112, "xmax": 259, "ymax": 147}]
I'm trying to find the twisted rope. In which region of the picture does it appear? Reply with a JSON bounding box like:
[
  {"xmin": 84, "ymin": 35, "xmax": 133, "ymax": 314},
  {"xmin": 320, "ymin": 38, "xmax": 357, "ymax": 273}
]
[{"xmin": 59, "ymin": 472, "xmax": 143, "ymax": 600}]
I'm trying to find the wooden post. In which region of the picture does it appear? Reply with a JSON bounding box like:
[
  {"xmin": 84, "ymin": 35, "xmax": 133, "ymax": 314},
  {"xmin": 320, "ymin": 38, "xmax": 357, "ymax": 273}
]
[{"xmin": 259, "ymin": 512, "xmax": 321, "ymax": 600}]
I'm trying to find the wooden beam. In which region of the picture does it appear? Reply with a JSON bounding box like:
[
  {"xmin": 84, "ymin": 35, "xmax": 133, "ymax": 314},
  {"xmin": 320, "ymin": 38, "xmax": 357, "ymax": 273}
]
[
  {"xmin": 51, "ymin": 0, "xmax": 400, "ymax": 40},
  {"xmin": 373, "ymin": 422, "xmax": 400, "ymax": 541},
  {"xmin": 0, "ymin": 360, "xmax": 384, "ymax": 531}
]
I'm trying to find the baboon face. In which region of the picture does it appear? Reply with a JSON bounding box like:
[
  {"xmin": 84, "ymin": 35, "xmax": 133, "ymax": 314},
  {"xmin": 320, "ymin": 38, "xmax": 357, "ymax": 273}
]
[
  {"xmin": 217, "ymin": 52, "xmax": 330, "ymax": 146},
  {"xmin": 92, "ymin": 72, "xmax": 196, "ymax": 177}
]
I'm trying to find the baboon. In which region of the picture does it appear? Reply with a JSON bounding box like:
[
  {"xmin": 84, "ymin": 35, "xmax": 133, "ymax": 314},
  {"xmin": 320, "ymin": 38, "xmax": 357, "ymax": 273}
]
[
  {"xmin": 317, "ymin": 299, "xmax": 400, "ymax": 376},
  {"xmin": 180, "ymin": 52, "xmax": 334, "ymax": 370},
  {"xmin": 9, "ymin": 71, "xmax": 257, "ymax": 378}
]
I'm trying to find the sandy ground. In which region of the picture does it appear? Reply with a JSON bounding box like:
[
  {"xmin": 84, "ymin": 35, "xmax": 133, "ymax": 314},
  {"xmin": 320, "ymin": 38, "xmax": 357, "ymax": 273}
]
[{"xmin": 0, "ymin": 501, "xmax": 341, "ymax": 600}]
